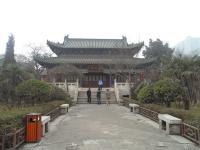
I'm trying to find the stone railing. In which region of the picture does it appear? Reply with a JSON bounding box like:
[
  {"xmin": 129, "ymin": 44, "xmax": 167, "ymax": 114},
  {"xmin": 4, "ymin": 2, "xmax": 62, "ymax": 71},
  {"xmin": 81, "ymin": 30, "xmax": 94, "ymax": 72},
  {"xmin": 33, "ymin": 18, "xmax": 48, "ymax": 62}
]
[
  {"xmin": 114, "ymin": 80, "xmax": 120, "ymax": 103},
  {"xmin": 72, "ymin": 79, "xmax": 79, "ymax": 104},
  {"xmin": 0, "ymin": 104, "xmax": 66, "ymax": 150},
  {"xmin": 45, "ymin": 107, "xmax": 61, "ymax": 121},
  {"xmin": 114, "ymin": 79, "xmax": 134, "ymax": 98},
  {"xmin": 182, "ymin": 123, "xmax": 200, "ymax": 145},
  {"xmin": 50, "ymin": 81, "xmax": 78, "ymax": 101},
  {"xmin": 53, "ymin": 82, "xmax": 66, "ymax": 90},
  {"xmin": 139, "ymin": 107, "xmax": 159, "ymax": 122},
  {"xmin": 51, "ymin": 82, "xmax": 76, "ymax": 90},
  {"xmin": 0, "ymin": 127, "xmax": 25, "ymax": 150},
  {"xmin": 124, "ymin": 98, "xmax": 200, "ymax": 145}
]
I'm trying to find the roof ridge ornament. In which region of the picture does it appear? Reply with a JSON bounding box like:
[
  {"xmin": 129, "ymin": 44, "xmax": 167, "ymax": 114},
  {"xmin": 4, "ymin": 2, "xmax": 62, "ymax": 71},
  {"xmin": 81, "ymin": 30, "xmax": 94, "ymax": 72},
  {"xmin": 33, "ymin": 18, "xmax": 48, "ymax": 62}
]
[
  {"xmin": 122, "ymin": 36, "xmax": 127, "ymax": 41},
  {"xmin": 64, "ymin": 34, "xmax": 69, "ymax": 43},
  {"xmin": 122, "ymin": 36, "xmax": 127, "ymax": 46}
]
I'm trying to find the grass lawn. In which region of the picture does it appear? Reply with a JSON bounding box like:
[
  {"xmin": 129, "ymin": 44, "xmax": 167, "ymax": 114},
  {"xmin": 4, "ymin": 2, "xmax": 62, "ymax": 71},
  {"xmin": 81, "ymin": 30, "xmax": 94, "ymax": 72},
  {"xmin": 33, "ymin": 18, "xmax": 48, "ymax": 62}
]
[{"xmin": 0, "ymin": 100, "xmax": 65, "ymax": 134}]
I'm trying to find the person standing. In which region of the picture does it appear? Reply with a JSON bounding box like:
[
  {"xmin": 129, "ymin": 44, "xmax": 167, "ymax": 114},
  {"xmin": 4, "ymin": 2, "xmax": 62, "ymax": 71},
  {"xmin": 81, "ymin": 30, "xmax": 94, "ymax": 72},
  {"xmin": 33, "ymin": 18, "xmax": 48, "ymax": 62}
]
[
  {"xmin": 97, "ymin": 88, "xmax": 101, "ymax": 104},
  {"xmin": 87, "ymin": 88, "xmax": 91, "ymax": 103},
  {"xmin": 106, "ymin": 89, "xmax": 111, "ymax": 105},
  {"xmin": 98, "ymin": 79, "xmax": 103, "ymax": 90}
]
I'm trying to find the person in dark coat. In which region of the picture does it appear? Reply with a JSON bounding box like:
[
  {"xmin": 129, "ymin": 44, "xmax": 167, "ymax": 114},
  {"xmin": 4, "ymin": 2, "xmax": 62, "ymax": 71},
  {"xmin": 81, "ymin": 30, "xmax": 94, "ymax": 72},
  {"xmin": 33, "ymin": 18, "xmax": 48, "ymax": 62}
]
[
  {"xmin": 87, "ymin": 88, "xmax": 91, "ymax": 103},
  {"xmin": 97, "ymin": 88, "xmax": 101, "ymax": 104}
]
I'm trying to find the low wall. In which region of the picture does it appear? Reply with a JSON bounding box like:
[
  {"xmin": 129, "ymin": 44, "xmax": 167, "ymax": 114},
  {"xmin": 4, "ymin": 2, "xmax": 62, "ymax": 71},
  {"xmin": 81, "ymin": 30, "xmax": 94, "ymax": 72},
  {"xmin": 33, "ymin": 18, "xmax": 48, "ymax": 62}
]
[
  {"xmin": 139, "ymin": 107, "xmax": 159, "ymax": 122},
  {"xmin": 122, "ymin": 98, "xmax": 200, "ymax": 145},
  {"xmin": 0, "ymin": 106, "xmax": 63, "ymax": 150}
]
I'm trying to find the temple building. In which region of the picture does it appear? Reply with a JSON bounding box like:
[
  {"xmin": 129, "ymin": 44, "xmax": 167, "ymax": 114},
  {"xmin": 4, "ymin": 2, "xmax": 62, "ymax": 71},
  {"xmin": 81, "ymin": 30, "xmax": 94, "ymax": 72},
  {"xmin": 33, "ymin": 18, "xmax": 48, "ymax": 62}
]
[{"xmin": 35, "ymin": 35, "xmax": 154, "ymax": 88}]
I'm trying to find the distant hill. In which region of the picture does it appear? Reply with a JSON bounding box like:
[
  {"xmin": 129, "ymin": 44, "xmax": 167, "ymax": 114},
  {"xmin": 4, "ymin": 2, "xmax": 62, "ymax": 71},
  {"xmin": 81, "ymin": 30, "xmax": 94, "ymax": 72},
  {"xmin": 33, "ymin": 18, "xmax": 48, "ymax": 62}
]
[{"xmin": 175, "ymin": 37, "xmax": 200, "ymax": 54}]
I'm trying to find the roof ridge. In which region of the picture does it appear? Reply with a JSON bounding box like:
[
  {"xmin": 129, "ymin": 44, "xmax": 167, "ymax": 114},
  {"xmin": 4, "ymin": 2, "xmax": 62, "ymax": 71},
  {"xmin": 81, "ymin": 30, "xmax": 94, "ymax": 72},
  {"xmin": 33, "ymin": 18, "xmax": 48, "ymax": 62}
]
[{"xmin": 66, "ymin": 38, "xmax": 123, "ymax": 41}]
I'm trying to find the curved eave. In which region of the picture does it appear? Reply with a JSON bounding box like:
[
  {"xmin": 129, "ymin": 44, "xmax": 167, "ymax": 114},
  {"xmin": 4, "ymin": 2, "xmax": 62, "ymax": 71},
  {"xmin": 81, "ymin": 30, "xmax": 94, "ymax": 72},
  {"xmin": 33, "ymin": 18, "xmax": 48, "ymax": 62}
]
[
  {"xmin": 134, "ymin": 58, "xmax": 156, "ymax": 68},
  {"xmin": 34, "ymin": 56, "xmax": 155, "ymax": 69},
  {"xmin": 47, "ymin": 40, "xmax": 63, "ymax": 56},
  {"xmin": 34, "ymin": 57, "xmax": 58, "ymax": 68},
  {"xmin": 47, "ymin": 40, "xmax": 144, "ymax": 56}
]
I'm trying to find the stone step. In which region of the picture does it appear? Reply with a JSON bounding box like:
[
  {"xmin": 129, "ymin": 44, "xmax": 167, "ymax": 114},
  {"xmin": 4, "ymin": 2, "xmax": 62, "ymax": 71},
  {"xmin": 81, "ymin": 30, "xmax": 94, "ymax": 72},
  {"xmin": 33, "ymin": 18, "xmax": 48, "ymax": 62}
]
[
  {"xmin": 76, "ymin": 101, "xmax": 117, "ymax": 104},
  {"xmin": 78, "ymin": 95, "xmax": 116, "ymax": 98},
  {"xmin": 77, "ymin": 91, "xmax": 116, "ymax": 104},
  {"xmin": 77, "ymin": 99, "xmax": 116, "ymax": 102},
  {"xmin": 78, "ymin": 93, "xmax": 115, "ymax": 97}
]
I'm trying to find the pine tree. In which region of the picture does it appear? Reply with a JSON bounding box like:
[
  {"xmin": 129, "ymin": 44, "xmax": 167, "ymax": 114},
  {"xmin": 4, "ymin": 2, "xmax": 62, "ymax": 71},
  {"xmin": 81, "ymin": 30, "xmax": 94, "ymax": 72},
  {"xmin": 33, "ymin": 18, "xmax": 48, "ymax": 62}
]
[{"xmin": 3, "ymin": 34, "xmax": 16, "ymax": 66}]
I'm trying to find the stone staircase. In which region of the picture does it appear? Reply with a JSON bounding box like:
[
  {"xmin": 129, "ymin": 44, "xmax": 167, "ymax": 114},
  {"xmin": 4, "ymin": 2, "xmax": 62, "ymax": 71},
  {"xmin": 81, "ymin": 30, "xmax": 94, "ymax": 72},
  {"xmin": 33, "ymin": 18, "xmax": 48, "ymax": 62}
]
[{"xmin": 77, "ymin": 89, "xmax": 117, "ymax": 104}]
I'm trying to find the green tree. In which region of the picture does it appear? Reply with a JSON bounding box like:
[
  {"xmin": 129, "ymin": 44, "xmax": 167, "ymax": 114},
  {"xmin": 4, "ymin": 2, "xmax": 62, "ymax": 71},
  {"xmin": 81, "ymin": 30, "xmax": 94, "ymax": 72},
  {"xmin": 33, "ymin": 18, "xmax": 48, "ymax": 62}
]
[
  {"xmin": 143, "ymin": 39, "xmax": 174, "ymax": 61},
  {"xmin": 16, "ymin": 79, "xmax": 52, "ymax": 105},
  {"xmin": 163, "ymin": 54, "xmax": 200, "ymax": 109},
  {"xmin": 0, "ymin": 64, "xmax": 25, "ymax": 103},
  {"xmin": 154, "ymin": 78, "xmax": 185, "ymax": 108},
  {"xmin": 143, "ymin": 39, "xmax": 174, "ymax": 82},
  {"xmin": 3, "ymin": 34, "xmax": 16, "ymax": 66},
  {"xmin": 16, "ymin": 79, "xmax": 70, "ymax": 105},
  {"xmin": 137, "ymin": 84, "xmax": 154, "ymax": 103}
]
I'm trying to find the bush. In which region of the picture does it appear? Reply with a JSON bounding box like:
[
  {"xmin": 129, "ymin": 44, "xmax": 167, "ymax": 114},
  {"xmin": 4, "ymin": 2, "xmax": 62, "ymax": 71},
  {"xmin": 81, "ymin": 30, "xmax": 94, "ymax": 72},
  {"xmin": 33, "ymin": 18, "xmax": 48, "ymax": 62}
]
[
  {"xmin": 50, "ymin": 86, "xmax": 72, "ymax": 105},
  {"xmin": 16, "ymin": 79, "xmax": 52, "ymax": 104},
  {"xmin": 134, "ymin": 81, "xmax": 146, "ymax": 94},
  {"xmin": 0, "ymin": 64, "xmax": 29, "ymax": 102},
  {"xmin": 131, "ymin": 81, "xmax": 146, "ymax": 100},
  {"xmin": 0, "ymin": 100, "xmax": 65, "ymax": 134},
  {"xmin": 154, "ymin": 78, "xmax": 185, "ymax": 107},
  {"xmin": 137, "ymin": 84, "xmax": 154, "ymax": 103}
]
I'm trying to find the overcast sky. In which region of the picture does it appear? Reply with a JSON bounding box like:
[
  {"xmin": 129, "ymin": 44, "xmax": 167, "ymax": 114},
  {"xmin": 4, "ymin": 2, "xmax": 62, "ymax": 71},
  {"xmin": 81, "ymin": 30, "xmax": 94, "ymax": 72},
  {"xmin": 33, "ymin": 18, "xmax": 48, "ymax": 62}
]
[{"xmin": 0, "ymin": 0, "xmax": 200, "ymax": 55}]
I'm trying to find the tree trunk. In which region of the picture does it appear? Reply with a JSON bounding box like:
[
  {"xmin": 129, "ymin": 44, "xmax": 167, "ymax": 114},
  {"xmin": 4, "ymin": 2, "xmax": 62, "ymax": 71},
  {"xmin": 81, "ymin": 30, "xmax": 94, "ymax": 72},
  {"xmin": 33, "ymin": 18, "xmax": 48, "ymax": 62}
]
[
  {"xmin": 166, "ymin": 101, "xmax": 171, "ymax": 108},
  {"xmin": 184, "ymin": 99, "xmax": 190, "ymax": 110}
]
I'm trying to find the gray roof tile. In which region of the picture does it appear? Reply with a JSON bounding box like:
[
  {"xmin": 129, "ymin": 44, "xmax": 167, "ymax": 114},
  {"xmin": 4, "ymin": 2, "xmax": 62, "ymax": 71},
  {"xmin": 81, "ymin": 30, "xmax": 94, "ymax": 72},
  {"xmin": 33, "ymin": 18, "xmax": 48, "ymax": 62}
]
[{"xmin": 47, "ymin": 36, "xmax": 143, "ymax": 49}]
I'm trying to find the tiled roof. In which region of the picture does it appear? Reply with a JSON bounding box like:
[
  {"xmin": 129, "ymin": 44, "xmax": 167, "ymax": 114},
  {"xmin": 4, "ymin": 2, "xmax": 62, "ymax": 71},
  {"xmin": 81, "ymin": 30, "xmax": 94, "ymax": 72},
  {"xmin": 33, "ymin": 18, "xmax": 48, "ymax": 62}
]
[
  {"xmin": 48, "ymin": 36, "xmax": 143, "ymax": 49},
  {"xmin": 34, "ymin": 56, "xmax": 155, "ymax": 67}
]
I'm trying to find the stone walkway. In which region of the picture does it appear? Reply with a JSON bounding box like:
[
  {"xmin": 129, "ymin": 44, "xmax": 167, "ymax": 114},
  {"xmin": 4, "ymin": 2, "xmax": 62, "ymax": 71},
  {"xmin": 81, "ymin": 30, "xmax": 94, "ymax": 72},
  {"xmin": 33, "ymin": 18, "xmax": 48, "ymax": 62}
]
[{"xmin": 21, "ymin": 104, "xmax": 198, "ymax": 150}]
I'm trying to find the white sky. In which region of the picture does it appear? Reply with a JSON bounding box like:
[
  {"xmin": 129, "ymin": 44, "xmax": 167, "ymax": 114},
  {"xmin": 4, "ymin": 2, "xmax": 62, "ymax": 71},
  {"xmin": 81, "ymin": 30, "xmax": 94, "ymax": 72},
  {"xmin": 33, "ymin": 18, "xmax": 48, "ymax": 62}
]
[{"xmin": 0, "ymin": 0, "xmax": 200, "ymax": 55}]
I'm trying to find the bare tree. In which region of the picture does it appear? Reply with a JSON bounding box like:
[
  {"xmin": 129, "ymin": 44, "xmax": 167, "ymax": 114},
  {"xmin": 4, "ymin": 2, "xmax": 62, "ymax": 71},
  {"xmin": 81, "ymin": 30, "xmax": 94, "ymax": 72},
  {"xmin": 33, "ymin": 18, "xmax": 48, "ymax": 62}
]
[{"xmin": 26, "ymin": 44, "xmax": 53, "ymax": 79}]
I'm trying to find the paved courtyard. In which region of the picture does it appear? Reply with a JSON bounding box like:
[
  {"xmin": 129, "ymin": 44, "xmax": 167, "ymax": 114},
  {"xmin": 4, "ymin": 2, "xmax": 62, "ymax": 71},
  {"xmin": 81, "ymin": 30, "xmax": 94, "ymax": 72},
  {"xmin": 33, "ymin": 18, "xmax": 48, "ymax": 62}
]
[{"xmin": 22, "ymin": 104, "xmax": 198, "ymax": 150}]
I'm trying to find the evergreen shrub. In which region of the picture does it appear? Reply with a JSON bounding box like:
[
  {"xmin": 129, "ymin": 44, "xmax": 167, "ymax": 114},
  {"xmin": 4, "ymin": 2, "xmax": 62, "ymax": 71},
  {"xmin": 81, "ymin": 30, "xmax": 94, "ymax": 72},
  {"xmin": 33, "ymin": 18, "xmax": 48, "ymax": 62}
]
[
  {"xmin": 16, "ymin": 79, "xmax": 52, "ymax": 104},
  {"xmin": 137, "ymin": 84, "xmax": 154, "ymax": 103}
]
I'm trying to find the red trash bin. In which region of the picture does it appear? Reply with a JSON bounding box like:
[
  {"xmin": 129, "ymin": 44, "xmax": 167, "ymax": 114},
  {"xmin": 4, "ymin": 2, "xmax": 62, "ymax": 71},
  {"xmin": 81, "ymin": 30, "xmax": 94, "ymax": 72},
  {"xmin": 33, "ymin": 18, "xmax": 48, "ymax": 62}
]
[{"xmin": 25, "ymin": 113, "xmax": 42, "ymax": 143}]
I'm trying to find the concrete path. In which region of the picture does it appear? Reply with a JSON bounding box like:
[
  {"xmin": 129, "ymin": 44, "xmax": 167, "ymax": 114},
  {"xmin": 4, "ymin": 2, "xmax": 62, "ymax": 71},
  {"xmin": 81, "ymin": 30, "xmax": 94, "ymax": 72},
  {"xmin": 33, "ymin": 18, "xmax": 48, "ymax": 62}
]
[{"xmin": 21, "ymin": 104, "xmax": 198, "ymax": 150}]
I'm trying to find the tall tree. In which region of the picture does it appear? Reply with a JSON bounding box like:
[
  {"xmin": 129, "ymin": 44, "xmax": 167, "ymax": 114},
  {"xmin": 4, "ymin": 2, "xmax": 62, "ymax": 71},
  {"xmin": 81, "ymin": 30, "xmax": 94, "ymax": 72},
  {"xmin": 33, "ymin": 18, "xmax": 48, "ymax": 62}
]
[
  {"xmin": 143, "ymin": 39, "xmax": 174, "ymax": 81},
  {"xmin": 143, "ymin": 39, "xmax": 174, "ymax": 63},
  {"xmin": 0, "ymin": 64, "xmax": 25, "ymax": 103},
  {"xmin": 163, "ymin": 54, "xmax": 200, "ymax": 109},
  {"xmin": 3, "ymin": 34, "xmax": 16, "ymax": 66}
]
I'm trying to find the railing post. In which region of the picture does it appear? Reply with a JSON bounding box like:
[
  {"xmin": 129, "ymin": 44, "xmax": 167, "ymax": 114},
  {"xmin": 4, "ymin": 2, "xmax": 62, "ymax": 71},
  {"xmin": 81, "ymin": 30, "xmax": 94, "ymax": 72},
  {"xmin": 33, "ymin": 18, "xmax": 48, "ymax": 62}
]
[
  {"xmin": 198, "ymin": 129, "xmax": 200, "ymax": 145},
  {"xmin": 64, "ymin": 79, "xmax": 67, "ymax": 89},
  {"xmin": 13, "ymin": 132, "xmax": 16, "ymax": 149},
  {"xmin": 1, "ymin": 135, "xmax": 5, "ymax": 150},
  {"xmin": 77, "ymin": 78, "xmax": 79, "ymax": 88}
]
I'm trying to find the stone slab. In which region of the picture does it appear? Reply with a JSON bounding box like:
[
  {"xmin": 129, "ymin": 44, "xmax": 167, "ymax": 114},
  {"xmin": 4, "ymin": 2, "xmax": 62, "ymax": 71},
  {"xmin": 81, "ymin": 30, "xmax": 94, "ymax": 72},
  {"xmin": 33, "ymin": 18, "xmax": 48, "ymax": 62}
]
[
  {"xmin": 158, "ymin": 114, "xmax": 182, "ymax": 124},
  {"xmin": 41, "ymin": 116, "xmax": 50, "ymax": 125},
  {"xmin": 60, "ymin": 104, "xmax": 69, "ymax": 108}
]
